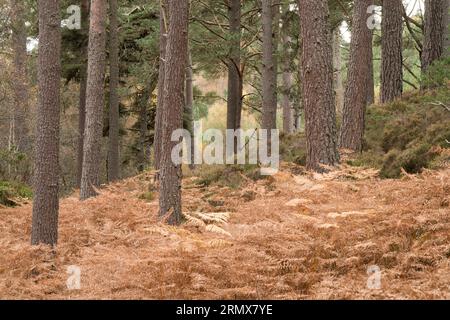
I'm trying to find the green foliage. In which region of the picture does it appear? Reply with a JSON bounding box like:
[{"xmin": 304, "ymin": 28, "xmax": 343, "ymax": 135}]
[
  {"xmin": 354, "ymin": 85, "xmax": 450, "ymax": 178},
  {"xmin": 189, "ymin": 164, "xmax": 263, "ymax": 190},
  {"xmin": 0, "ymin": 148, "xmax": 30, "ymax": 182},
  {"xmin": 0, "ymin": 180, "xmax": 32, "ymax": 207},
  {"xmin": 279, "ymin": 132, "xmax": 307, "ymax": 166},
  {"xmin": 422, "ymin": 57, "xmax": 450, "ymax": 88}
]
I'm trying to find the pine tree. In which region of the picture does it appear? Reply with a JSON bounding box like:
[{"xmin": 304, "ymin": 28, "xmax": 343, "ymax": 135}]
[
  {"xmin": 108, "ymin": 0, "xmax": 120, "ymax": 182},
  {"xmin": 10, "ymin": 0, "xmax": 29, "ymax": 153},
  {"xmin": 381, "ymin": 0, "xmax": 403, "ymax": 103},
  {"xmin": 339, "ymin": 0, "xmax": 372, "ymax": 152},
  {"xmin": 226, "ymin": 0, "xmax": 242, "ymax": 132},
  {"xmin": 261, "ymin": 0, "xmax": 278, "ymax": 132},
  {"xmin": 31, "ymin": 0, "xmax": 62, "ymax": 245},
  {"xmin": 77, "ymin": 0, "xmax": 90, "ymax": 188},
  {"xmin": 80, "ymin": 0, "xmax": 107, "ymax": 200},
  {"xmin": 159, "ymin": 0, "xmax": 189, "ymax": 225},
  {"xmin": 154, "ymin": 0, "xmax": 168, "ymax": 171},
  {"xmin": 422, "ymin": 0, "xmax": 447, "ymax": 73},
  {"xmin": 298, "ymin": 0, "xmax": 339, "ymax": 171}
]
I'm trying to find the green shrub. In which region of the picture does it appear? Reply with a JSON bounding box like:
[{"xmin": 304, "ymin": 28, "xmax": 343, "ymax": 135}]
[
  {"xmin": 191, "ymin": 164, "xmax": 263, "ymax": 189},
  {"xmin": 422, "ymin": 57, "xmax": 450, "ymax": 88},
  {"xmin": 0, "ymin": 181, "xmax": 32, "ymax": 207},
  {"xmin": 279, "ymin": 132, "xmax": 307, "ymax": 165},
  {"xmin": 354, "ymin": 84, "xmax": 450, "ymax": 178}
]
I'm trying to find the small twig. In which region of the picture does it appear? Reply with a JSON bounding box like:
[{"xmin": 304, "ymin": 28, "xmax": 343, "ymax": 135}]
[{"xmin": 429, "ymin": 101, "xmax": 450, "ymax": 112}]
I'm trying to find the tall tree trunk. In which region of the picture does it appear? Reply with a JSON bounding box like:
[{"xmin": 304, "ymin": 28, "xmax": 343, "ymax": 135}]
[
  {"xmin": 137, "ymin": 74, "xmax": 158, "ymax": 172},
  {"xmin": 280, "ymin": 4, "xmax": 293, "ymax": 134},
  {"xmin": 137, "ymin": 89, "xmax": 149, "ymax": 172},
  {"xmin": 445, "ymin": 0, "xmax": 450, "ymax": 57},
  {"xmin": 31, "ymin": 0, "xmax": 61, "ymax": 246},
  {"xmin": 339, "ymin": 0, "xmax": 372, "ymax": 152},
  {"xmin": 185, "ymin": 50, "xmax": 195, "ymax": 168},
  {"xmin": 77, "ymin": 0, "xmax": 90, "ymax": 188},
  {"xmin": 281, "ymin": 62, "xmax": 293, "ymax": 134},
  {"xmin": 159, "ymin": 0, "xmax": 189, "ymax": 225},
  {"xmin": 298, "ymin": 0, "xmax": 339, "ymax": 171},
  {"xmin": 10, "ymin": 0, "xmax": 29, "ymax": 153},
  {"xmin": 381, "ymin": 0, "xmax": 403, "ymax": 103},
  {"xmin": 227, "ymin": 0, "xmax": 242, "ymax": 132},
  {"xmin": 108, "ymin": 0, "xmax": 120, "ymax": 182},
  {"xmin": 154, "ymin": 0, "xmax": 168, "ymax": 171},
  {"xmin": 422, "ymin": 0, "xmax": 447, "ymax": 73},
  {"xmin": 80, "ymin": 0, "xmax": 107, "ymax": 200},
  {"xmin": 367, "ymin": 33, "xmax": 375, "ymax": 105},
  {"xmin": 295, "ymin": 29, "xmax": 303, "ymax": 132},
  {"xmin": 261, "ymin": 0, "xmax": 277, "ymax": 131},
  {"xmin": 332, "ymin": 28, "xmax": 344, "ymax": 116}
]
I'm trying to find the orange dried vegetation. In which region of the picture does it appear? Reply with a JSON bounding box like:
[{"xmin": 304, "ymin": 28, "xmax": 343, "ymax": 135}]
[{"xmin": 0, "ymin": 164, "xmax": 449, "ymax": 299}]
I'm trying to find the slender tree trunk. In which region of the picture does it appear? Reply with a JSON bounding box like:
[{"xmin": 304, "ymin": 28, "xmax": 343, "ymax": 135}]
[
  {"xmin": 381, "ymin": 0, "xmax": 403, "ymax": 103},
  {"xmin": 445, "ymin": 0, "xmax": 450, "ymax": 57},
  {"xmin": 298, "ymin": 0, "xmax": 339, "ymax": 171},
  {"xmin": 77, "ymin": 0, "xmax": 90, "ymax": 188},
  {"xmin": 280, "ymin": 4, "xmax": 293, "ymax": 134},
  {"xmin": 261, "ymin": 0, "xmax": 277, "ymax": 131},
  {"xmin": 332, "ymin": 28, "xmax": 344, "ymax": 116},
  {"xmin": 159, "ymin": 0, "xmax": 189, "ymax": 225},
  {"xmin": 295, "ymin": 30, "xmax": 303, "ymax": 132},
  {"xmin": 281, "ymin": 64, "xmax": 293, "ymax": 134},
  {"xmin": 185, "ymin": 50, "xmax": 195, "ymax": 168},
  {"xmin": 137, "ymin": 75, "xmax": 158, "ymax": 172},
  {"xmin": 339, "ymin": 0, "xmax": 372, "ymax": 152},
  {"xmin": 137, "ymin": 89, "xmax": 149, "ymax": 172},
  {"xmin": 422, "ymin": 0, "xmax": 447, "ymax": 73},
  {"xmin": 108, "ymin": 0, "xmax": 120, "ymax": 182},
  {"xmin": 10, "ymin": 0, "xmax": 29, "ymax": 153},
  {"xmin": 154, "ymin": 0, "xmax": 168, "ymax": 171},
  {"xmin": 367, "ymin": 33, "xmax": 375, "ymax": 105},
  {"xmin": 80, "ymin": 0, "xmax": 107, "ymax": 200},
  {"xmin": 227, "ymin": 0, "xmax": 242, "ymax": 131},
  {"xmin": 31, "ymin": 0, "xmax": 61, "ymax": 246}
]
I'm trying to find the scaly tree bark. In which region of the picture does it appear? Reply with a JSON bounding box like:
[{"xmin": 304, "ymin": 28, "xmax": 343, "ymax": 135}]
[
  {"xmin": 332, "ymin": 27, "xmax": 344, "ymax": 116},
  {"xmin": 422, "ymin": 0, "xmax": 447, "ymax": 73},
  {"xmin": 298, "ymin": 0, "xmax": 339, "ymax": 171},
  {"xmin": 159, "ymin": 0, "xmax": 189, "ymax": 225},
  {"xmin": 281, "ymin": 58, "xmax": 294, "ymax": 133},
  {"xmin": 31, "ymin": 0, "xmax": 61, "ymax": 245},
  {"xmin": 80, "ymin": 0, "xmax": 107, "ymax": 200},
  {"xmin": 339, "ymin": 0, "xmax": 372, "ymax": 152},
  {"xmin": 108, "ymin": 0, "xmax": 120, "ymax": 182},
  {"xmin": 154, "ymin": 0, "xmax": 168, "ymax": 171},
  {"xmin": 280, "ymin": 3, "xmax": 293, "ymax": 134},
  {"xmin": 226, "ymin": 0, "xmax": 242, "ymax": 131},
  {"xmin": 10, "ymin": 0, "xmax": 29, "ymax": 153},
  {"xmin": 77, "ymin": 0, "xmax": 90, "ymax": 188},
  {"xmin": 261, "ymin": 0, "xmax": 277, "ymax": 131},
  {"xmin": 185, "ymin": 50, "xmax": 195, "ymax": 168},
  {"xmin": 367, "ymin": 33, "xmax": 375, "ymax": 105},
  {"xmin": 381, "ymin": 0, "xmax": 403, "ymax": 103},
  {"xmin": 445, "ymin": 0, "xmax": 450, "ymax": 57}
]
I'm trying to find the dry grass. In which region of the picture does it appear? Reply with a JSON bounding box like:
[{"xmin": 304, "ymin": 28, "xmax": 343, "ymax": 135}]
[{"xmin": 0, "ymin": 163, "xmax": 449, "ymax": 299}]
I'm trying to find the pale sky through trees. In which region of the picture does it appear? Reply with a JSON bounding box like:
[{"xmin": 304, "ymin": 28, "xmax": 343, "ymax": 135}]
[{"xmin": 340, "ymin": 0, "xmax": 424, "ymax": 42}]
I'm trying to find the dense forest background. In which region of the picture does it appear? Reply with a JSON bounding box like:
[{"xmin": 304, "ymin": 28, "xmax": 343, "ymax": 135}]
[{"xmin": 1, "ymin": 1, "xmax": 447, "ymax": 197}]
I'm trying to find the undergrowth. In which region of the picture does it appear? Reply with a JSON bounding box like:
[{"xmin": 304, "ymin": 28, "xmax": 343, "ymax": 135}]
[
  {"xmin": 185, "ymin": 164, "xmax": 264, "ymax": 189},
  {"xmin": 0, "ymin": 181, "xmax": 33, "ymax": 207},
  {"xmin": 353, "ymin": 84, "xmax": 450, "ymax": 178}
]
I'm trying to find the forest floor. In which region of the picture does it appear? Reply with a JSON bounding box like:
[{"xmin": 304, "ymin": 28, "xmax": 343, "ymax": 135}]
[{"xmin": 0, "ymin": 163, "xmax": 449, "ymax": 299}]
